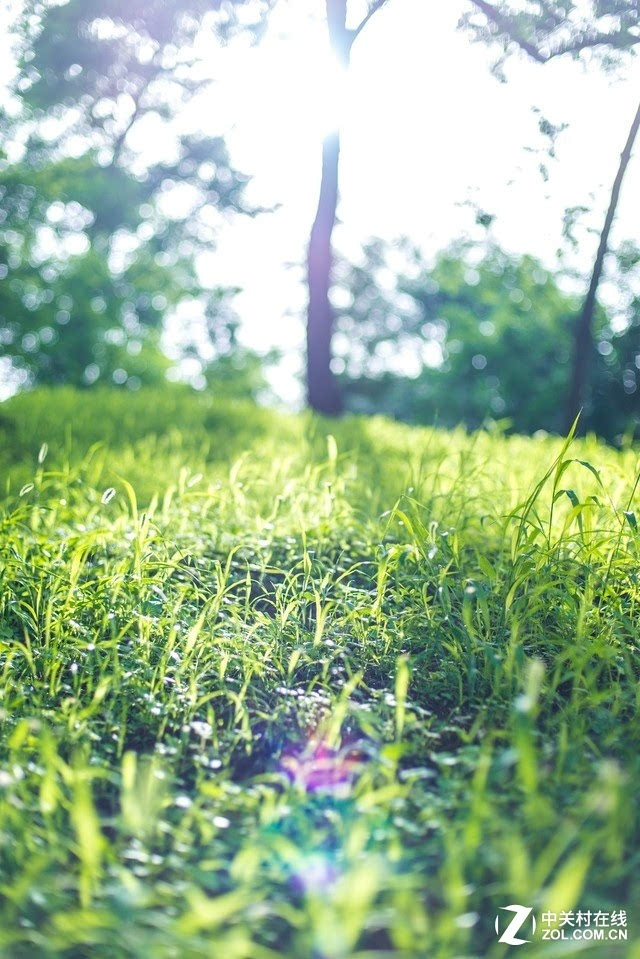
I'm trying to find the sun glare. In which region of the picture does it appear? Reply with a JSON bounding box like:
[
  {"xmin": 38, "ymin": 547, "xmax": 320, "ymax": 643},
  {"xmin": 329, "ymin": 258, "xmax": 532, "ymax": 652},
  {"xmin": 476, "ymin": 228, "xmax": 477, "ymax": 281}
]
[{"xmin": 219, "ymin": 23, "xmax": 352, "ymax": 165}]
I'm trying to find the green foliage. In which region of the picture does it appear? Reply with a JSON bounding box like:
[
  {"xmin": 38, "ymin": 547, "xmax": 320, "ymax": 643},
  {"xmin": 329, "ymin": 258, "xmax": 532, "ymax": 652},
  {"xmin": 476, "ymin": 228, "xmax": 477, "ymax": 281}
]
[
  {"xmin": 1, "ymin": 0, "xmax": 267, "ymax": 389},
  {"xmin": 0, "ymin": 166, "xmax": 171, "ymax": 387},
  {"xmin": 335, "ymin": 240, "xmax": 640, "ymax": 440},
  {"xmin": 0, "ymin": 388, "xmax": 639, "ymax": 956},
  {"xmin": 460, "ymin": 1, "xmax": 640, "ymax": 69}
]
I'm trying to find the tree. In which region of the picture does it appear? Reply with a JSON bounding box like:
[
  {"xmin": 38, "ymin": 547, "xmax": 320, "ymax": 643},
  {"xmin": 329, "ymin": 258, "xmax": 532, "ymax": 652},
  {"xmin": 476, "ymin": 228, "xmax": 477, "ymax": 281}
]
[
  {"xmin": 306, "ymin": 0, "xmax": 389, "ymax": 415},
  {"xmin": 308, "ymin": 0, "xmax": 640, "ymax": 416},
  {"xmin": 461, "ymin": 0, "xmax": 640, "ymax": 430},
  {"xmin": 564, "ymin": 99, "xmax": 640, "ymax": 430},
  {"xmin": 0, "ymin": 150, "xmax": 176, "ymax": 388},
  {"xmin": 334, "ymin": 240, "xmax": 579, "ymax": 432},
  {"xmin": 333, "ymin": 238, "xmax": 640, "ymax": 440},
  {"xmin": 1, "ymin": 0, "xmax": 269, "ymax": 390}
]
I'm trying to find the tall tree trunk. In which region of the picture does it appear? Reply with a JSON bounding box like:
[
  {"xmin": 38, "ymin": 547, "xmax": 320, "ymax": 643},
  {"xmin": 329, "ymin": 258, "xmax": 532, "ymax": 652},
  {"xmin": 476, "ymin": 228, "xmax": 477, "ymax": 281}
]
[
  {"xmin": 307, "ymin": 130, "xmax": 343, "ymax": 414},
  {"xmin": 306, "ymin": 0, "xmax": 351, "ymax": 415},
  {"xmin": 565, "ymin": 98, "xmax": 640, "ymax": 433}
]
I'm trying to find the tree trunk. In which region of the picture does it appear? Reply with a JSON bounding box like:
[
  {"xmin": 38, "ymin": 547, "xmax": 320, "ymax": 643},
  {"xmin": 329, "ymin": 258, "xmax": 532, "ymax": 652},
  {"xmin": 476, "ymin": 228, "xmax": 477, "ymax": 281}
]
[
  {"xmin": 306, "ymin": 0, "xmax": 351, "ymax": 415},
  {"xmin": 307, "ymin": 130, "xmax": 343, "ymax": 414},
  {"xmin": 564, "ymin": 98, "xmax": 640, "ymax": 433}
]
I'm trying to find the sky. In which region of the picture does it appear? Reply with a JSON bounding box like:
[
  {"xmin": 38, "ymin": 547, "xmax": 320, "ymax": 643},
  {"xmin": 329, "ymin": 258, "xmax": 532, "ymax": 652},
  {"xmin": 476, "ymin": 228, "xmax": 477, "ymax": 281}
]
[{"xmin": 1, "ymin": 0, "xmax": 640, "ymax": 402}]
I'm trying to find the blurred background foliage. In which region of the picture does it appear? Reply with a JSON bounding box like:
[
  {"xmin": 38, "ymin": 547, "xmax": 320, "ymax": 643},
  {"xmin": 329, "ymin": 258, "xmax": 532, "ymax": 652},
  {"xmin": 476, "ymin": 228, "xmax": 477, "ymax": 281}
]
[
  {"xmin": 0, "ymin": 0, "xmax": 271, "ymax": 396},
  {"xmin": 1, "ymin": 0, "xmax": 640, "ymax": 442},
  {"xmin": 334, "ymin": 238, "xmax": 640, "ymax": 440}
]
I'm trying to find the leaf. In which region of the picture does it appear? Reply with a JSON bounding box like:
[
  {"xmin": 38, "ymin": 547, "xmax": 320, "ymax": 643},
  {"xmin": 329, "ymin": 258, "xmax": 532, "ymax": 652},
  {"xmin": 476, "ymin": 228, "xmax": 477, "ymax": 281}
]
[
  {"xmin": 477, "ymin": 553, "xmax": 497, "ymax": 580},
  {"xmin": 542, "ymin": 850, "xmax": 592, "ymax": 915},
  {"xmin": 395, "ymin": 655, "xmax": 410, "ymax": 740},
  {"xmin": 576, "ymin": 459, "xmax": 603, "ymax": 488},
  {"xmin": 560, "ymin": 489, "xmax": 579, "ymax": 509}
]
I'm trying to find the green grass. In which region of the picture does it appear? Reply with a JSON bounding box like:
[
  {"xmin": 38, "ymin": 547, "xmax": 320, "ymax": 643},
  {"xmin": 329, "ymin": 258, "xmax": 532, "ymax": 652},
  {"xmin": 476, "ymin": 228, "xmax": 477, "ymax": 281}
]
[{"xmin": 0, "ymin": 387, "xmax": 639, "ymax": 958}]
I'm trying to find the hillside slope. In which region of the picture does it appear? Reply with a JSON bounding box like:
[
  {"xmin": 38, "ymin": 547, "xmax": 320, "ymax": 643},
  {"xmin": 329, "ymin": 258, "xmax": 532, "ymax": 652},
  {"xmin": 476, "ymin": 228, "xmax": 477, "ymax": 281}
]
[{"xmin": 0, "ymin": 389, "xmax": 638, "ymax": 958}]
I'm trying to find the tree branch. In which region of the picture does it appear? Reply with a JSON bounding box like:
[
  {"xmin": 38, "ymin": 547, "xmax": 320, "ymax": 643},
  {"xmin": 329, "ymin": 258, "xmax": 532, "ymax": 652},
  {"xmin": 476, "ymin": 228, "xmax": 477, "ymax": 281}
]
[
  {"xmin": 468, "ymin": 0, "xmax": 547, "ymax": 62},
  {"xmin": 110, "ymin": 51, "xmax": 165, "ymax": 165},
  {"xmin": 352, "ymin": 0, "xmax": 390, "ymax": 44},
  {"xmin": 110, "ymin": 89, "xmax": 146, "ymax": 165},
  {"xmin": 468, "ymin": 0, "xmax": 640, "ymax": 64},
  {"xmin": 548, "ymin": 30, "xmax": 639, "ymax": 59}
]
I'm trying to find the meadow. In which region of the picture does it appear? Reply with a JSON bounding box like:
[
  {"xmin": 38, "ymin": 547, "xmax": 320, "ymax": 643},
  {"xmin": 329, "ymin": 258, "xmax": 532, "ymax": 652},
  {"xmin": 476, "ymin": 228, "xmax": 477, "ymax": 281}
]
[{"xmin": 0, "ymin": 388, "xmax": 638, "ymax": 958}]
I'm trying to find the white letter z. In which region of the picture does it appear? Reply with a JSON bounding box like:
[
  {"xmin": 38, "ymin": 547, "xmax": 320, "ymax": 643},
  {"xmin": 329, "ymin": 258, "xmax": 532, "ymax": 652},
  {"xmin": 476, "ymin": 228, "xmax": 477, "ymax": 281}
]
[{"xmin": 495, "ymin": 905, "xmax": 535, "ymax": 945}]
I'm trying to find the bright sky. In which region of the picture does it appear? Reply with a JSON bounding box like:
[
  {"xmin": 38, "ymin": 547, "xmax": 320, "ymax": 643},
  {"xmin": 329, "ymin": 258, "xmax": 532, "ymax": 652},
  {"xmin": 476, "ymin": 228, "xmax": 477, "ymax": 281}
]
[{"xmin": 2, "ymin": 0, "xmax": 640, "ymax": 402}]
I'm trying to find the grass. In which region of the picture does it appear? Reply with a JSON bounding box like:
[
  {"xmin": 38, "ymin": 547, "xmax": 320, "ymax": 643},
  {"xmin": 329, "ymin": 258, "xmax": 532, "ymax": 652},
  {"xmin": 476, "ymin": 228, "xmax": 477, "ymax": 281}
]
[{"xmin": 0, "ymin": 387, "xmax": 639, "ymax": 958}]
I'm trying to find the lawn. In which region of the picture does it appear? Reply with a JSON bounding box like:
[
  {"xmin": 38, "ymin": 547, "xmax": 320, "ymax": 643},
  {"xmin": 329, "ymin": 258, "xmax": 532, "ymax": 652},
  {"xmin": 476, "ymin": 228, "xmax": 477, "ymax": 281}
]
[{"xmin": 0, "ymin": 388, "xmax": 638, "ymax": 958}]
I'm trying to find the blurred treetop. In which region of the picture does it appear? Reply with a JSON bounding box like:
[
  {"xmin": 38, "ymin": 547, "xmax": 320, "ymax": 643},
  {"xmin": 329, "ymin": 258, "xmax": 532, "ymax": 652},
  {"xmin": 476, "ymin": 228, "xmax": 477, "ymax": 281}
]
[{"xmin": 1, "ymin": 0, "xmax": 273, "ymax": 389}]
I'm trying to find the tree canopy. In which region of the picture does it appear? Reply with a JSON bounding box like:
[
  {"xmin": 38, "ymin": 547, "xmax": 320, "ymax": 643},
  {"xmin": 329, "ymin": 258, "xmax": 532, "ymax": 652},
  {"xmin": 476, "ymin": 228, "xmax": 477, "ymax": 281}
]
[
  {"xmin": 335, "ymin": 240, "xmax": 640, "ymax": 440},
  {"xmin": 1, "ymin": 0, "xmax": 268, "ymax": 390}
]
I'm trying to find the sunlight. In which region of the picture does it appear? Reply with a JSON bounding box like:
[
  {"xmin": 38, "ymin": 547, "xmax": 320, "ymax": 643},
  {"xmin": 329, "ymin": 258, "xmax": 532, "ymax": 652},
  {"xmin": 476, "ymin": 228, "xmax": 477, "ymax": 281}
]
[
  {"xmin": 216, "ymin": 20, "xmax": 353, "ymax": 162},
  {"xmin": 128, "ymin": 8, "xmax": 353, "ymax": 219}
]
